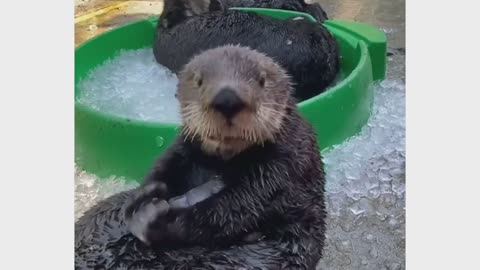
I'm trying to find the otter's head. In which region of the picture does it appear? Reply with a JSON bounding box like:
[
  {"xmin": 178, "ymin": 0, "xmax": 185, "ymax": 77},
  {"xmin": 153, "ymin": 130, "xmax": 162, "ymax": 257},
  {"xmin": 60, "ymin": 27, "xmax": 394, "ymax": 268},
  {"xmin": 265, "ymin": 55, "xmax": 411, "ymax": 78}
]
[
  {"xmin": 303, "ymin": 2, "xmax": 328, "ymax": 22},
  {"xmin": 159, "ymin": 0, "xmax": 225, "ymax": 29},
  {"xmin": 177, "ymin": 45, "xmax": 293, "ymax": 159}
]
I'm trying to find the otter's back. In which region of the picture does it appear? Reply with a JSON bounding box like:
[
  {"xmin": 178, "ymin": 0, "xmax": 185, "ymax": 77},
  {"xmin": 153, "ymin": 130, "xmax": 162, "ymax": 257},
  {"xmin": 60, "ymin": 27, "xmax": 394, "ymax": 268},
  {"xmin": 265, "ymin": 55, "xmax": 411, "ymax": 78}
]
[{"xmin": 153, "ymin": 11, "xmax": 339, "ymax": 100}]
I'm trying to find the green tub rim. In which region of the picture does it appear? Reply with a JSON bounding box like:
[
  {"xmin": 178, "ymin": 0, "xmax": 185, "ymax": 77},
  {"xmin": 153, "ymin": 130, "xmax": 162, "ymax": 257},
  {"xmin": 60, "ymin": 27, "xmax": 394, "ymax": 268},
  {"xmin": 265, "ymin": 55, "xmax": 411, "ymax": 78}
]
[{"xmin": 75, "ymin": 8, "xmax": 387, "ymax": 182}]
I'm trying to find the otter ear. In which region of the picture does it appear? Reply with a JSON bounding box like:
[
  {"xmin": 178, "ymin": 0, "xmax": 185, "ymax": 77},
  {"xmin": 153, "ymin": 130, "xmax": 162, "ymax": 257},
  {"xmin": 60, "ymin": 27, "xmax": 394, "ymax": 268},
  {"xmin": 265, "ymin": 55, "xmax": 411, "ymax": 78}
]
[
  {"xmin": 158, "ymin": 0, "xmax": 191, "ymax": 29},
  {"xmin": 193, "ymin": 71, "xmax": 203, "ymax": 87},
  {"xmin": 186, "ymin": 0, "xmax": 224, "ymax": 14},
  {"xmin": 259, "ymin": 71, "xmax": 267, "ymax": 88},
  {"xmin": 208, "ymin": 0, "xmax": 225, "ymax": 12}
]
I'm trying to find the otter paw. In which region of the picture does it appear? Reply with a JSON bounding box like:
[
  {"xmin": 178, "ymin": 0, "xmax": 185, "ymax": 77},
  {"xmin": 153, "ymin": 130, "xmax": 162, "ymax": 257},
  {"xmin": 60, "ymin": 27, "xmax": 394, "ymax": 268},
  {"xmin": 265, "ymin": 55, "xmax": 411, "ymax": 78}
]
[
  {"xmin": 126, "ymin": 198, "xmax": 170, "ymax": 245},
  {"xmin": 124, "ymin": 182, "xmax": 169, "ymax": 217},
  {"xmin": 146, "ymin": 213, "xmax": 187, "ymax": 245},
  {"xmin": 124, "ymin": 182, "xmax": 170, "ymax": 244}
]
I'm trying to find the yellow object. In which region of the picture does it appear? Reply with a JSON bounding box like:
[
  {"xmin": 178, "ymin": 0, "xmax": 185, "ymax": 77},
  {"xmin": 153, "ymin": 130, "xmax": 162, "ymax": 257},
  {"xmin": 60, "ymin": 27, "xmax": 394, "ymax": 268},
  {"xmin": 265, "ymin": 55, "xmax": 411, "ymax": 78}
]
[{"xmin": 74, "ymin": 0, "xmax": 164, "ymax": 47}]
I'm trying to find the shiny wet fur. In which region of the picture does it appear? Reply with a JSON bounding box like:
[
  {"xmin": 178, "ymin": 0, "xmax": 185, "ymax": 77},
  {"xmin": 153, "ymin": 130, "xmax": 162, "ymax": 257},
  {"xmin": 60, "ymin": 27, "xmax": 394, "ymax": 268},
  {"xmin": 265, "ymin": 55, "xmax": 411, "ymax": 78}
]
[
  {"xmin": 75, "ymin": 109, "xmax": 326, "ymax": 269},
  {"xmin": 75, "ymin": 46, "xmax": 327, "ymax": 269}
]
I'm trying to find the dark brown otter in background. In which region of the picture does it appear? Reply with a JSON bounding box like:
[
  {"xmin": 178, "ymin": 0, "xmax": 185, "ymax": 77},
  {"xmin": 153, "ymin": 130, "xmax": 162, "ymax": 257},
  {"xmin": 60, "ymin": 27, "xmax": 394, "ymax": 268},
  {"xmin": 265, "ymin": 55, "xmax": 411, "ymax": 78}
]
[
  {"xmin": 154, "ymin": 0, "xmax": 339, "ymax": 101},
  {"xmin": 75, "ymin": 46, "xmax": 327, "ymax": 270}
]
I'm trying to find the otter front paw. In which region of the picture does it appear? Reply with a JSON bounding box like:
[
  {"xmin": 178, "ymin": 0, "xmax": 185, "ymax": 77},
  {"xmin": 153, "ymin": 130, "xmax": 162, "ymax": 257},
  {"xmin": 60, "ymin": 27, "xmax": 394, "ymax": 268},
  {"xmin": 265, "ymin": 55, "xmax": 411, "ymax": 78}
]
[
  {"xmin": 124, "ymin": 182, "xmax": 170, "ymax": 245},
  {"xmin": 168, "ymin": 179, "xmax": 225, "ymax": 209}
]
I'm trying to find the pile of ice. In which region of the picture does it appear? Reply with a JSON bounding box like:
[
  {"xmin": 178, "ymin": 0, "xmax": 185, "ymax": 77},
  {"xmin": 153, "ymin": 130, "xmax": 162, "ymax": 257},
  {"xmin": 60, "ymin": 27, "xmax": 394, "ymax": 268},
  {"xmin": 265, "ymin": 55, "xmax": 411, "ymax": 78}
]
[
  {"xmin": 77, "ymin": 49, "xmax": 181, "ymax": 123},
  {"xmin": 74, "ymin": 166, "xmax": 137, "ymax": 220},
  {"xmin": 317, "ymin": 77, "xmax": 405, "ymax": 270}
]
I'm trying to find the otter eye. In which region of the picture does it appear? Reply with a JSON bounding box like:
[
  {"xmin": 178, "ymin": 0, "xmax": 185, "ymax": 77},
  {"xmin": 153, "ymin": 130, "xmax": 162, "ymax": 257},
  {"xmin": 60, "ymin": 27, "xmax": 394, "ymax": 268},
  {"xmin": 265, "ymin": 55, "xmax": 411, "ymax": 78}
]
[{"xmin": 259, "ymin": 71, "xmax": 267, "ymax": 88}]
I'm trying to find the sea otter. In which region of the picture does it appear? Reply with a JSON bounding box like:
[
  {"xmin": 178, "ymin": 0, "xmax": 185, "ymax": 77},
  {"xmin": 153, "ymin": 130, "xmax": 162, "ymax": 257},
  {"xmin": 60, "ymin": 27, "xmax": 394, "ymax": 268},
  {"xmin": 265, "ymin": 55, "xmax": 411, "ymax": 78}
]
[
  {"xmin": 75, "ymin": 45, "xmax": 327, "ymax": 270},
  {"xmin": 154, "ymin": 0, "xmax": 339, "ymax": 101}
]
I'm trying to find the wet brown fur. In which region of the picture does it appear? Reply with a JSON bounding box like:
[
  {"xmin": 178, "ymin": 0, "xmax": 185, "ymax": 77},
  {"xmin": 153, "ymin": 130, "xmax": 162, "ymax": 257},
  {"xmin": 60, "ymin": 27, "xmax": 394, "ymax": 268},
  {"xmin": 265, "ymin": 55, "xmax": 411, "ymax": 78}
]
[{"xmin": 75, "ymin": 46, "xmax": 327, "ymax": 270}]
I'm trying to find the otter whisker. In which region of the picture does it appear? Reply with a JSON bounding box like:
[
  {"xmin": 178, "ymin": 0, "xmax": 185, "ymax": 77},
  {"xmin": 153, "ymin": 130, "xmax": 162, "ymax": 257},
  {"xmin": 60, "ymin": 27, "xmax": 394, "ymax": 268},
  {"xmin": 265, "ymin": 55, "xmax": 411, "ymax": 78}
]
[
  {"xmin": 254, "ymin": 118, "xmax": 270, "ymax": 142},
  {"xmin": 181, "ymin": 126, "xmax": 194, "ymax": 142},
  {"xmin": 258, "ymin": 105, "xmax": 284, "ymax": 115},
  {"xmin": 256, "ymin": 110, "xmax": 279, "ymax": 142},
  {"xmin": 184, "ymin": 123, "xmax": 198, "ymax": 141},
  {"xmin": 260, "ymin": 102, "xmax": 288, "ymax": 107}
]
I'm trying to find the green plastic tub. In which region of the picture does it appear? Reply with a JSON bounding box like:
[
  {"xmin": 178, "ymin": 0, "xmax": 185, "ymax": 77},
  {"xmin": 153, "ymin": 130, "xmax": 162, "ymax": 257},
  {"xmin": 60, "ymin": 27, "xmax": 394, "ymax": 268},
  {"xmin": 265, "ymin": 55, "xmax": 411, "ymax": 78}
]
[{"xmin": 75, "ymin": 8, "xmax": 387, "ymax": 182}]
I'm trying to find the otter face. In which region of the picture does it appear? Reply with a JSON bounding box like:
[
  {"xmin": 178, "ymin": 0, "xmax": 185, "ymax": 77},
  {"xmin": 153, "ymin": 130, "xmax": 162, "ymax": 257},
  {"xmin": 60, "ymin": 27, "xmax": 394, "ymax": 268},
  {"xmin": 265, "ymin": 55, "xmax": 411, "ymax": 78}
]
[{"xmin": 177, "ymin": 45, "xmax": 293, "ymax": 158}]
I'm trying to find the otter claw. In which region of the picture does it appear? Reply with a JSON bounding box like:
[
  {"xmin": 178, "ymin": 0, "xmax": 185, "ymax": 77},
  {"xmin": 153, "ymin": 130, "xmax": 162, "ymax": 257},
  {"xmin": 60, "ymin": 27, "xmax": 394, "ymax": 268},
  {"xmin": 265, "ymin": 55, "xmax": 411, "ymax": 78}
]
[
  {"xmin": 126, "ymin": 180, "xmax": 225, "ymax": 243},
  {"xmin": 140, "ymin": 182, "xmax": 168, "ymax": 198}
]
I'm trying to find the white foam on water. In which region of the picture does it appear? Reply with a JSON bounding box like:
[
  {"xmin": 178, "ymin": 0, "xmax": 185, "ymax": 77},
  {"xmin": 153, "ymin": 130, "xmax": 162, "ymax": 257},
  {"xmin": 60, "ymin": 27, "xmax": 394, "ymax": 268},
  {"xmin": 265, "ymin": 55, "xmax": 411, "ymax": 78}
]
[
  {"xmin": 75, "ymin": 65, "xmax": 405, "ymax": 269},
  {"xmin": 77, "ymin": 48, "xmax": 181, "ymax": 123}
]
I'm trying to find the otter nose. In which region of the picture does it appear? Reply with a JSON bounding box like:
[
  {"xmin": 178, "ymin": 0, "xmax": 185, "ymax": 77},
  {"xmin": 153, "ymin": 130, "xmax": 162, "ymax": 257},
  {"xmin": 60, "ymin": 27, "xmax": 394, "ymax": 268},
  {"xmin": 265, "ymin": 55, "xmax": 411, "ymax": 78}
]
[{"xmin": 211, "ymin": 88, "xmax": 245, "ymax": 119}]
